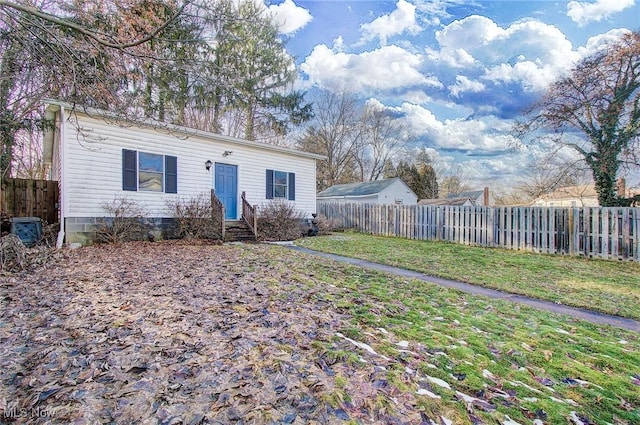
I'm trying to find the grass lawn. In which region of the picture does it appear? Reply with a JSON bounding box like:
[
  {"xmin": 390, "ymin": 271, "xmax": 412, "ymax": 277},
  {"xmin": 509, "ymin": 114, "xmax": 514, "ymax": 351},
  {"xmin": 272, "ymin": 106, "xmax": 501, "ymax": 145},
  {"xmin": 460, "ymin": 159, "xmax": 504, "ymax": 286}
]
[
  {"xmin": 1, "ymin": 241, "xmax": 638, "ymax": 424},
  {"xmin": 296, "ymin": 232, "xmax": 640, "ymax": 321}
]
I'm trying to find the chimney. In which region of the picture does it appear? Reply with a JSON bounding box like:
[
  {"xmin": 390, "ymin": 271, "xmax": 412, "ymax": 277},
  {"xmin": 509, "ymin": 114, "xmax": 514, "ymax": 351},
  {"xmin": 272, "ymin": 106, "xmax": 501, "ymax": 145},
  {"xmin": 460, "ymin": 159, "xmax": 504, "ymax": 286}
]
[
  {"xmin": 617, "ymin": 178, "xmax": 626, "ymax": 197},
  {"xmin": 483, "ymin": 187, "xmax": 490, "ymax": 206}
]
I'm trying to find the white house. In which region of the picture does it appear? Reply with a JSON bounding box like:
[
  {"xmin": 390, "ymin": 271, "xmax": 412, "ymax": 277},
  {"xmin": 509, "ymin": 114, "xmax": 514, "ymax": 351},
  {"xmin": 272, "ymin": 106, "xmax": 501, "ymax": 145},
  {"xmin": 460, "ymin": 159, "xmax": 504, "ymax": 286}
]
[
  {"xmin": 447, "ymin": 188, "xmax": 495, "ymax": 206},
  {"xmin": 317, "ymin": 178, "xmax": 418, "ymax": 205},
  {"xmin": 42, "ymin": 101, "xmax": 324, "ymax": 245},
  {"xmin": 532, "ymin": 185, "xmax": 599, "ymax": 207}
]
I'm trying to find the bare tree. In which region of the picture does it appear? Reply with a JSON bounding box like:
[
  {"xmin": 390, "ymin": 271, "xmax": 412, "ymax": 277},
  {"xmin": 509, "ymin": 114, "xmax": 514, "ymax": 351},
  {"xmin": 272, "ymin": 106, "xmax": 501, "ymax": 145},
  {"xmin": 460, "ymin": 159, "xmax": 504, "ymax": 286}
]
[
  {"xmin": 297, "ymin": 91, "xmax": 364, "ymax": 190},
  {"xmin": 515, "ymin": 152, "xmax": 590, "ymax": 201},
  {"xmin": 11, "ymin": 131, "xmax": 48, "ymax": 179},
  {"xmin": 516, "ymin": 31, "xmax": 640, "ymax": 206},
  {"xmin": 435, "ymin": 163, "xmax": 471, "ymax": 197},
  {"xmin": 355, "ymin": 102, "xmax": 413, "ymax": 182}
]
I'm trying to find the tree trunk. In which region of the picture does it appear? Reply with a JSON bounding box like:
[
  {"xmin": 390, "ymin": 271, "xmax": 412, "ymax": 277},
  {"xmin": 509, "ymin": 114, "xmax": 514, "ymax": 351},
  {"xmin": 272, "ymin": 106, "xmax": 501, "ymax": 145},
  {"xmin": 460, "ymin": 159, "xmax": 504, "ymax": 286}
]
[
  {"xmin": 591, "ymin": 151, "xmax": 619, "ymax": 206},
  {"xmin": 244, "ymin": 102, "xmax": 255, "ymax": 141}
]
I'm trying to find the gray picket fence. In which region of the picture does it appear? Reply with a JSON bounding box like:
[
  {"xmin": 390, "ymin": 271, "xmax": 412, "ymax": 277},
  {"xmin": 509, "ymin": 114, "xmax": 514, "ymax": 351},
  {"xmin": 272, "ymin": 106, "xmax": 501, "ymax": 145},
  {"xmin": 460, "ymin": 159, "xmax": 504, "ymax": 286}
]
[{"xmin": 317, "ymin": 202, "xmax": 640, "ymax": 261}]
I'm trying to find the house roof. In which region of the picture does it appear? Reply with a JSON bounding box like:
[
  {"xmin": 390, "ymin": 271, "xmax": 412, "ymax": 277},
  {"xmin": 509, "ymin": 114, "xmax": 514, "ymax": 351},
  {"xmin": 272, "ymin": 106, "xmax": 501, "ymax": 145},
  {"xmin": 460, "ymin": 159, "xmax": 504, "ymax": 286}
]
[
  {"xmin": 317, "ymin": 178, "xmax": 406, "ymax": 198},
  {"xmin": 419, "ymin": 197, "xmax": 473, "ymax": 206},
  {"xmin": 43, "ymin": 100, "xmax": 326, "ymax": 161},
  {"xmin": 537, "ymin": 184, "xmax": 598, "ymax": 201},
  {"xmin": 447, "ymin": 190, "xmax": 484, "ymax": 199}
]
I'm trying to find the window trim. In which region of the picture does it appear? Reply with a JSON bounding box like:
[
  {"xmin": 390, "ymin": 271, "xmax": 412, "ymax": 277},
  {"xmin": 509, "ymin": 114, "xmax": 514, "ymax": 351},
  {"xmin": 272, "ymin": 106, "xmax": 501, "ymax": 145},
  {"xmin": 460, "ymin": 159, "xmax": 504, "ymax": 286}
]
[
  {"xmin": 122, "ymin": 149, "xmax": 177, "ymax": 194},
  {"xmin": 266, "ymin": 169, "xmax": 295, "ymax": 201},
  {"xmin": 273, "ymin": 170, "xmax": 288, "ymax": 199}
]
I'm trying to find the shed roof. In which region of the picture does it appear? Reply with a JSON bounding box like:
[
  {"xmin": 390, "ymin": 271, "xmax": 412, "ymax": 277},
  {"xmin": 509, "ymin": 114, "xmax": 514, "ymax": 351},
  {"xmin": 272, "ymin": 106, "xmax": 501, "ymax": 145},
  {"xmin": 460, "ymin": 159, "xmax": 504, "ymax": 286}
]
[
  {"xmin": 317, "ymin": 178, "xmax": 404, "ymax": 198},
  {"xmin": 448, "ymin": 190, "xmax": 484, "ymax": 199},
  {"xmin": 419, "ymin": 197, "xmax": 473, "ymax": 206}
]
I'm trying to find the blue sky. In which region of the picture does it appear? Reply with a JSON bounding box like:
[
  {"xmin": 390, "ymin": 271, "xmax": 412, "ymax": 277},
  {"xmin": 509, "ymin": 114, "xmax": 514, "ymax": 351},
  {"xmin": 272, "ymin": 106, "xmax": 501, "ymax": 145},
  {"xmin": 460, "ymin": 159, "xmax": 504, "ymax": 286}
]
[{"xmin": 264, "ymin": 0, "xmax": 640, "ymax": 193}]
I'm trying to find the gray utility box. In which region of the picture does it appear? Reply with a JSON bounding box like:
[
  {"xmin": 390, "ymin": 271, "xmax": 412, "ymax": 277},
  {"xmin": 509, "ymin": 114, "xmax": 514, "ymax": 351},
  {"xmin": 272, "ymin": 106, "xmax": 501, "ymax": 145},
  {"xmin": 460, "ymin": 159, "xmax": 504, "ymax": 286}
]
[{"xmin": 10, "ymin": 217, "xmax": 42, "ymax": 247}]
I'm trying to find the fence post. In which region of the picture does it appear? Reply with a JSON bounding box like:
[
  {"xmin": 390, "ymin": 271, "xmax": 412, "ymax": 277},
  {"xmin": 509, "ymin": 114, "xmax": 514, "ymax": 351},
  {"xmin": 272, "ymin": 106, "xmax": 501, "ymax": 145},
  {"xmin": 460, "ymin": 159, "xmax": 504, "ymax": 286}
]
[
  {"xmin": 568, "ymin": 208, "xmax": 576, "ymax": 255},
  {"xmin": 621, "ymin": 208, "xmax": 630, "ymax": 259},
  {"xmin": 601, "ymin": 208, "xmax": 610, "ymax": 259},
  {"xmin": 435, "ymin": 206, "xmax": 441, "ymax": 241},
  {"xmin": 634, "ymin": 209, "xmax": 640, "ymax": 261},
  {"xmin": 611, "ymin": 208, "xmax": 620, "ymax": 259}
]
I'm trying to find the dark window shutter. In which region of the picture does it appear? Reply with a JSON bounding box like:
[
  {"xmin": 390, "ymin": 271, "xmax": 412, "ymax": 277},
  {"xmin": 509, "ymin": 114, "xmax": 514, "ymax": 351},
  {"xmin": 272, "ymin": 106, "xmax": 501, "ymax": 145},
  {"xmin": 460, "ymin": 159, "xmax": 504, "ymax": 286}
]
[
  {"xmin": 165, "ymin": 155, "xmax": 177, "ymax": 193},
  {"xmin": 122, "ymin": 149, "xmax": 137, "ymax": 191},
  {"xmin": 266, "ymin": 169, "xmax": 274, "ymax": 199},
  {"xmin": 288, "ymin": 172, "xmax": 295, "ymax": 200}
]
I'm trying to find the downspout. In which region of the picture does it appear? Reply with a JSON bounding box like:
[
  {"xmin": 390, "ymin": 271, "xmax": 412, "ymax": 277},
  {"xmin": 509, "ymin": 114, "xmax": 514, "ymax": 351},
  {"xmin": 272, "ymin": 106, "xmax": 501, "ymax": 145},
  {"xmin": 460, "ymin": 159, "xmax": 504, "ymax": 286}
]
[{"xmin": 55, "ymin": 105, "xmax": 66, "ymax": 248}]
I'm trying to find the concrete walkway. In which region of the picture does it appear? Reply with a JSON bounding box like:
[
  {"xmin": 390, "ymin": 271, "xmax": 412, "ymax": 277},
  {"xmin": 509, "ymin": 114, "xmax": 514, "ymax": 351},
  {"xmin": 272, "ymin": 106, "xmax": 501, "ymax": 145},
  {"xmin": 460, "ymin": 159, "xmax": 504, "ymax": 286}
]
[{"xmin": 285, "ymin": 245, "xmax": 640, "ymax": 333}]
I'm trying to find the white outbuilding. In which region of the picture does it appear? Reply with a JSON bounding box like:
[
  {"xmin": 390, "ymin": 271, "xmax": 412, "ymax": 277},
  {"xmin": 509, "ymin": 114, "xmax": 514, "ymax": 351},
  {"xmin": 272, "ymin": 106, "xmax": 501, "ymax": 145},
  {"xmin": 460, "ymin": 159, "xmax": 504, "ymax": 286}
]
[{"xmin": 317, "ymin": 178, "xmax": 418, "ymax": 205}]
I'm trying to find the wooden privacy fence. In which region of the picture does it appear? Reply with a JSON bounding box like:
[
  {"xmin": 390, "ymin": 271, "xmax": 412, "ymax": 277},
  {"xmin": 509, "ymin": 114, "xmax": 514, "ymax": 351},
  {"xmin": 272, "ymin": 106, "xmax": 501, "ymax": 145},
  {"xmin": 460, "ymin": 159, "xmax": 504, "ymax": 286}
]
[
  {"xmin": 1, "ymin": 178, "xmax": 59, "ymax": 224},
  {"xmin": 318, "ymin": 202, "xmax": 640, "ymax": 261}
]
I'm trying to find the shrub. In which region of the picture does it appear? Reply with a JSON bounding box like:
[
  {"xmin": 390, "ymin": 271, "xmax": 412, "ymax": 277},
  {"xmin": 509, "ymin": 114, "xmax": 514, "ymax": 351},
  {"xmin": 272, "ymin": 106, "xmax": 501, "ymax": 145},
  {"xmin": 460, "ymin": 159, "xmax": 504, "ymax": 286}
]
[
  {"xmin": 257, "ymin": 199, "xmax": 306, "ymax": 241},
  {"xmin": 40, "ymin": 221, "xmax": 60, "ymax": 247},
  {"xmin": 166, "ymin": 194, "xmax": 222, "ymax": 240},
  {"xmin": 314, "ymin": 214, "xmax": 340, "ymax": 235},
  {"xmin": 0, "ymin": 233, "xmax": 61, "ymax": 272},
  {"xmin": 97, "ymin": 198, "xmax": 147, "ymax": 243}
]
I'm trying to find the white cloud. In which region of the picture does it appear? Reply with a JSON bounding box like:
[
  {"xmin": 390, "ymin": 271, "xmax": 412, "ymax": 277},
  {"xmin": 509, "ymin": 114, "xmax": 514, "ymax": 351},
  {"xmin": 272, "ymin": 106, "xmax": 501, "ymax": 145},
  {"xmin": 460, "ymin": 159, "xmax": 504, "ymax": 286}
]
[
  {"xmin": 267, "ymin": 0, "xmax": 312, "ymax": 34},
  {"xmin": 567, "ymin": 0, "xmax": 635, "ymax": 27},
  {"xmin": 577, "ymin": 28, "xmax": 631, "ymax": 56},
  {"xmin": 300, "ymin": 44, "xmax": 440, "ymax": 92},
  {"xmin": 397, "ymin": 103, "xmax": 517, "ymax": 153},
  {"xmin": 413, "ymin": 0, "xmax": 467, "ymax": 27},
  {"xmin": 359, "ymin": 0, "xmax": 422, "ymax": 45},
  {"xmin": 430, "ymin": 16, "xmax": 579, "ymax": 92},
  {"xmin": 449, "ymin": 76, "xmax": 485, "ymax": 97}
]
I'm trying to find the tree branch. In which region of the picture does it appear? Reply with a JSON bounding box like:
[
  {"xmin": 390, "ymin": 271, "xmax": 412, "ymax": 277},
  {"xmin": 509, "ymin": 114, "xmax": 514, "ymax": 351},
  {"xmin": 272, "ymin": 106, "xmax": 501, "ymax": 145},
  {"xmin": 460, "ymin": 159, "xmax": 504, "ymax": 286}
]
[{"xmin": 0, "ymin": 0, "xmax": 189, "ymax": 50}]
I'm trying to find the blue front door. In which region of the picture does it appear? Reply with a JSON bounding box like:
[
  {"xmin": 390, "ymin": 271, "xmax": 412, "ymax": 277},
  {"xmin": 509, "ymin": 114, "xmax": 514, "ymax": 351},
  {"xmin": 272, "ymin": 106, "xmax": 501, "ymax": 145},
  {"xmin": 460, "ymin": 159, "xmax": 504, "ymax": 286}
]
[{"xmin": 215, "ymin": 163, "xmax": 237, "ymax": 219}]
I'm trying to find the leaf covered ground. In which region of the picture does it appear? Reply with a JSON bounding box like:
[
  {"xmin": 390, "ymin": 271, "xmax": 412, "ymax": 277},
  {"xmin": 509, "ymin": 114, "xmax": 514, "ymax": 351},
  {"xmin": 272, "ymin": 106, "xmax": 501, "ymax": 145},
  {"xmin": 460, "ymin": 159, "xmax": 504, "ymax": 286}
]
[{"xmin": 1, "ymin": 241, "xmax": 639, "ymax": 424}]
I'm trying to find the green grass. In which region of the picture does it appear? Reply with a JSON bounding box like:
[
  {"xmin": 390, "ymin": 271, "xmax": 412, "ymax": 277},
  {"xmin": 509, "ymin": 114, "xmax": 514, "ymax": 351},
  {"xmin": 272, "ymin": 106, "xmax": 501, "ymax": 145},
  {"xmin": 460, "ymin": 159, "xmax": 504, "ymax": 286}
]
[
  {"xmin": 296, "ymin": 232, "xmax": 640, "ymax": 320},
  {"xmin": 254, "ymin": 244, "xmax": 640, "ymax": 424}
]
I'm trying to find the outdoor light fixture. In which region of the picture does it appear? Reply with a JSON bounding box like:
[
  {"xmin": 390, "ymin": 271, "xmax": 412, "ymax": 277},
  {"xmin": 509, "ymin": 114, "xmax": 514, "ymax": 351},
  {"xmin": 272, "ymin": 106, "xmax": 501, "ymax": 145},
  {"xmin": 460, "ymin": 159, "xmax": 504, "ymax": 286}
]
[
  {"xmin": 205, "ymin": 160, "xmax": 213, "ymax": 171},
  {"xmin": 222, "ymin": 150, "xmax": 233, "ymax": 157}
]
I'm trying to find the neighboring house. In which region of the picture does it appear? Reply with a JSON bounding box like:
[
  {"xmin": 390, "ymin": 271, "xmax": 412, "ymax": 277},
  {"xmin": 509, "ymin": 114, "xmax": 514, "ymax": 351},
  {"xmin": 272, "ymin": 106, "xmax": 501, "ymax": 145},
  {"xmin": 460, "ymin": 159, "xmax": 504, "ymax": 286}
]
[
  {"xmin": 317, "ymin": 178, "xmax": 418, "ymax": 205},
  {"xmin": 418, "ymin": 187, "xmax": 493, "ymax": 207},
  {"xmin": 532, "ymin": 185, "xmax": 599, "ymax": 207},
  {"xmin": 42, "ymin": 101, "xmax": 324, "ymax": 245},
  {"xmin": 418, "ymin": 197, "xmax": 474, "ymax": 207},
  {"xmin": 447, "ymin": 187, "xmax": 495, "ymax": 206}
]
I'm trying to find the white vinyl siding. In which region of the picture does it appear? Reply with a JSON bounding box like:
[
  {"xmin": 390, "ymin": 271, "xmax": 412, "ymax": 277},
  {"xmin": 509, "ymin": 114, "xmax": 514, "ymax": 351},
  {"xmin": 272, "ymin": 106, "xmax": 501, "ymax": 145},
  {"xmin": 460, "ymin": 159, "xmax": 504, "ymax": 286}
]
[
  {"xmin": 59, "ymin": 113, "xmax": 318, "ymax": 218},
  {"xmin": 378, "ymin": 180, "xmax": 418, "ymax": 205}
]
